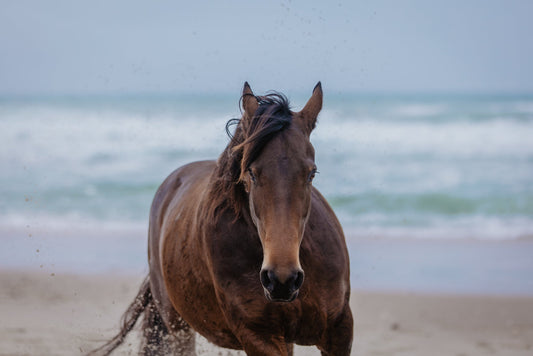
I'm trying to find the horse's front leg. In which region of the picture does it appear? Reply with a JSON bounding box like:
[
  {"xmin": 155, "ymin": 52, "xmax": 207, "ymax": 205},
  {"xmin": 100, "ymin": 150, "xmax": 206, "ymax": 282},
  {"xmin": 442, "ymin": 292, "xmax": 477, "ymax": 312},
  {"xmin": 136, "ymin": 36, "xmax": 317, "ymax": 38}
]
[
  {"xmin": 286, "ymin": 342, "xmax": 294, "ymax": 356},
  {"xmin": 237, "ymin": 333, "xmax": 291, "ymax": 356},
  {"xmin": 319, "ymin": 305, "xmax": 353, "ymax": 356}
]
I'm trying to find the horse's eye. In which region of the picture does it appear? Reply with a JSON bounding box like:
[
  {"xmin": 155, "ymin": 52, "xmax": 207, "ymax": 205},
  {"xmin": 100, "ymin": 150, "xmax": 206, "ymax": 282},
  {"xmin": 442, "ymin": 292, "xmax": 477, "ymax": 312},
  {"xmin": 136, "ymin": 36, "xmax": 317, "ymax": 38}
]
[
  {"xmin": 308, "ymin": 168, "xmax": 318, "ymax": 183},
  {"xmin": 248, "ymin": 168, "xmax": 256, "ymax": 183}
]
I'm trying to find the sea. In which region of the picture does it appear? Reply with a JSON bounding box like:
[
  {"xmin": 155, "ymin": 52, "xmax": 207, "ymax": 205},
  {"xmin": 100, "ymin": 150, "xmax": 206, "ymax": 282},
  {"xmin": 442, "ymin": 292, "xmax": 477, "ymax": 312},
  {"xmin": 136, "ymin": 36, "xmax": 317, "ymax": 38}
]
[{"xmin": 1, "ymin": 92, "xmax": 533, "ymax": 295}]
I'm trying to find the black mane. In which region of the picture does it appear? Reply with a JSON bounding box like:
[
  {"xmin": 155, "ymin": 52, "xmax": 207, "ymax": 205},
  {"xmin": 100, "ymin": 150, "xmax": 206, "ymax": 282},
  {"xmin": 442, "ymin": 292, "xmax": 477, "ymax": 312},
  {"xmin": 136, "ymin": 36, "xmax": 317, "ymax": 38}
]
[
  {"xmin": 234, "ymin": 93, "xmax": 292, "ymax": 176},
  {"xmin": 208, "ymin": 92, "xmax": 292, "ymax": 220}
]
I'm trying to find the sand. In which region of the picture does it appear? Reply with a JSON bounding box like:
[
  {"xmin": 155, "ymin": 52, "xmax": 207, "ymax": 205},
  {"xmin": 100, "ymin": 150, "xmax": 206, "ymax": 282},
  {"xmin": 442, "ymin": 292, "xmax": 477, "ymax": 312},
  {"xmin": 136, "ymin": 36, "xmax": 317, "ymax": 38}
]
[{"xmin": 1, "ymin": 270, "xmax": 532, "ymax": 356}]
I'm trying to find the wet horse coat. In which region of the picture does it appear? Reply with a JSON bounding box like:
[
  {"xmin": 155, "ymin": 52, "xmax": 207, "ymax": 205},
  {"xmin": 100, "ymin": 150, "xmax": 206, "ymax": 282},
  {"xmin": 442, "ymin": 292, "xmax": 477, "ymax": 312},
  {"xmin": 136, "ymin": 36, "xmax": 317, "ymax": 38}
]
[{"xmin": 90, "ymin": 83, "xmax": 353, "ymax": 356}]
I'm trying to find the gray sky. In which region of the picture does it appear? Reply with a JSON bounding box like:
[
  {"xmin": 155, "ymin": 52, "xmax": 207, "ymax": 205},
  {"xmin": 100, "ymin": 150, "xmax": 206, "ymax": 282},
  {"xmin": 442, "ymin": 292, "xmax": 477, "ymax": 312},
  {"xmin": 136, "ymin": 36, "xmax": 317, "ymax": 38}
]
[{"xmin": 1, "ymin": 0, "xmax": 532, "ymax": 95}]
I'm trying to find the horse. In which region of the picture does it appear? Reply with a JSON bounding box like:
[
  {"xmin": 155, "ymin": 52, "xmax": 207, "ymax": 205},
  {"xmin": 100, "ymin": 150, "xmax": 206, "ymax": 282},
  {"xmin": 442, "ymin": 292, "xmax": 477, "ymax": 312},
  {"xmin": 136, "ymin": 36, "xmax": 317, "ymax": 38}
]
[{"xmin": 89, "ymin": 82, "xmax": 353, "ymax": 355}]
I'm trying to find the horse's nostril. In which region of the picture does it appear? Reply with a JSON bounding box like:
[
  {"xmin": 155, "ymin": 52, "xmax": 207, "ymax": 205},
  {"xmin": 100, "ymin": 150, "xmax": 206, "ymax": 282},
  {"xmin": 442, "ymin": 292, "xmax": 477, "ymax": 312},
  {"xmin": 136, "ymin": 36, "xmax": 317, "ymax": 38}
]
[
  {"xmin": 260, "ymin": 269, "xmax": 274, "ymax": 292},
  {"xmin": 294, "ymin": 270, "xmax": 304, "ymax": 290},
  {"xmin": 261, "ymin": 268, "xmax": 304, "ymax": 301},
  {"xmin": 286, "ymin": 270, "xmax": 304, "ymax": 291}
]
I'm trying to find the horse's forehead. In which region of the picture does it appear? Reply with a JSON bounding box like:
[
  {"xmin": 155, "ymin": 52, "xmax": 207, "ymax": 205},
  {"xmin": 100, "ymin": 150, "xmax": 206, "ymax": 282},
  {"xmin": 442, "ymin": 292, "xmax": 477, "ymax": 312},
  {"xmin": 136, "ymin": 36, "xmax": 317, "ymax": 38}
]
[{"xmin": 259, "ymin": 127, "xmax": 312, "ymax": 166}]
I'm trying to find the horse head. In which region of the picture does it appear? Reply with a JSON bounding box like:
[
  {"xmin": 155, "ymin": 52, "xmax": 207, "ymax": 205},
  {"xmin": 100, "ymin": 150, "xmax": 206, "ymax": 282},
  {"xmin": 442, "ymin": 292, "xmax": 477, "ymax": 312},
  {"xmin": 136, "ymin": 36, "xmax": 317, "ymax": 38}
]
[{"xmin": 236, "ymin": 82, "xmax": 322, "ymax": 302}]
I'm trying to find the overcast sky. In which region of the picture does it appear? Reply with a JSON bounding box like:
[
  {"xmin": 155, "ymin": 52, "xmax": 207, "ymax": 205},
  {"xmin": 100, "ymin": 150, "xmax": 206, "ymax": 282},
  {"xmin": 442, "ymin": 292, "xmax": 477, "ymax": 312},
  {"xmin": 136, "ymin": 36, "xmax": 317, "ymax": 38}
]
[{"xmin": 1, "ymin": 0, "xmax": 532, "ymax": 95}]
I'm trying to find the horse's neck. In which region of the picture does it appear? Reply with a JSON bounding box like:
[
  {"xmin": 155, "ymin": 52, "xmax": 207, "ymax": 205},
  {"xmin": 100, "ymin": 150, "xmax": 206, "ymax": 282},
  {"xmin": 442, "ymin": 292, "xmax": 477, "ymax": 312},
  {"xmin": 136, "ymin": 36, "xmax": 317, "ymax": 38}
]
[{"xmin": 198, "ymin": 166, "xmax": 247, "ymax": 223}]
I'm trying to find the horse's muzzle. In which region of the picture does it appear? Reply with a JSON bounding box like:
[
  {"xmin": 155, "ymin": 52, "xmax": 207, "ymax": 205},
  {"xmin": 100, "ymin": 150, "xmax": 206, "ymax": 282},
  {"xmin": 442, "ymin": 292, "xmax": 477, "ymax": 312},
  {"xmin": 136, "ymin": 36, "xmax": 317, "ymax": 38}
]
[{"xmin": 260, "ymin": 268, "xmax": 304, "ymax": 302}]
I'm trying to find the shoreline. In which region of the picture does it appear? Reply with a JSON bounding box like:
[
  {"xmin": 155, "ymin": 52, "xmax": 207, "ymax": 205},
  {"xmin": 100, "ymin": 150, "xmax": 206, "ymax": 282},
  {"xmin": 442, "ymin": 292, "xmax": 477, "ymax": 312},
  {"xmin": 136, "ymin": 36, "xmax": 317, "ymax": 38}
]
[{"xmin": 1, "ymin": 269, "xmax": 532, "ymax": 355}]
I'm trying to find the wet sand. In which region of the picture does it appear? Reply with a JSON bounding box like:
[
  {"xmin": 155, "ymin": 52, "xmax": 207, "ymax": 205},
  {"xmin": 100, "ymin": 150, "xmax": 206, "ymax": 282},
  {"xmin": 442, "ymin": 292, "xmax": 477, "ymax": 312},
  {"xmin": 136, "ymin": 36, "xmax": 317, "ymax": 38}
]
[{"xmin": 1, "ymin": 270, "xmax": 532, "ymax": 356}]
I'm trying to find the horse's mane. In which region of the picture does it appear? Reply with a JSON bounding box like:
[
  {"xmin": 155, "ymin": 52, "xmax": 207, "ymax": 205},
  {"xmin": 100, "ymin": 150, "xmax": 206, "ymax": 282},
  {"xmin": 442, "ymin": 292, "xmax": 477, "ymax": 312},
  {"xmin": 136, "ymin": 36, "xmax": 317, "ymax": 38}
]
[{"xmin": 207, "ymin": 92, "xmax": 292, "ymax": 221}]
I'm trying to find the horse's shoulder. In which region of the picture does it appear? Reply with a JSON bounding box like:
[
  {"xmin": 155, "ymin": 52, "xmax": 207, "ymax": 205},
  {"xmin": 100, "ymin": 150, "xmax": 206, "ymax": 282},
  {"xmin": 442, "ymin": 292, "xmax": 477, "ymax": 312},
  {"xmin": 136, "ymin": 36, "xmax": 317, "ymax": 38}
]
[
  {"xmin": 309, "ymin": 187, "xmax": 345, "ymax": 240},
  {"xmin": 302, "ymin": 187, "xmax": 349, "ymax": 278}
]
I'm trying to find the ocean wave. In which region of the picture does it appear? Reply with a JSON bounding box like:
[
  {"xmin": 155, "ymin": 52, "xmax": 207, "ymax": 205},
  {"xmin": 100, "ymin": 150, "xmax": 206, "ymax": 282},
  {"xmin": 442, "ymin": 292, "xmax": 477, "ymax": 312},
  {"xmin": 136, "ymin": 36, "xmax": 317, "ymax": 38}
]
[
  {"xmin": 0, "ymin": 212, "xmax": 148, "ymax": 233},
  {"xmin": 314, "ymin": 115, "xmax": 533, "ymax": 158},
  {"xmin": 2, "ymin": 95, "xmax": 532, "ymax": 243},
  {"xmin": 340, "ymin": 213, "xmax": 533, "ymax": 241}
]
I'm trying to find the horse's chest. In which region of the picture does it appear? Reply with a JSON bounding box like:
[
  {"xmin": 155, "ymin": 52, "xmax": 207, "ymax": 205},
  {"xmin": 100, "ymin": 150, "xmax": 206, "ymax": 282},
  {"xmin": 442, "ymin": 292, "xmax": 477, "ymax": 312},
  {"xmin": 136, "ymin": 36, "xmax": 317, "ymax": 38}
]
[{"xmin": 277, "ymin": 299, "xmax": 329, "ymax": 343}]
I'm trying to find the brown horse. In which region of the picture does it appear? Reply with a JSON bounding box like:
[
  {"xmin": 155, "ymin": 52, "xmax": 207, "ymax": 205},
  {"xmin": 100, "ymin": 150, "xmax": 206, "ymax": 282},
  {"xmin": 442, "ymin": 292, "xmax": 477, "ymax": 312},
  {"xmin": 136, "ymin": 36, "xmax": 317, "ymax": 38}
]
[{"xmin": 90, "ymin": 83, "xmax": 353, "ymax": 355}]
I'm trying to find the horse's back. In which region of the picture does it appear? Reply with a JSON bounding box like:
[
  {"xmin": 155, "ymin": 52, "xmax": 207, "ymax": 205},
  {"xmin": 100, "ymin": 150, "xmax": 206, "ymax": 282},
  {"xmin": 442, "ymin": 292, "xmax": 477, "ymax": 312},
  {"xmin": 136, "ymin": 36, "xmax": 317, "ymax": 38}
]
[{"xmin": 148, "ymin": 159, "xmax": 214, "ymax": 250}]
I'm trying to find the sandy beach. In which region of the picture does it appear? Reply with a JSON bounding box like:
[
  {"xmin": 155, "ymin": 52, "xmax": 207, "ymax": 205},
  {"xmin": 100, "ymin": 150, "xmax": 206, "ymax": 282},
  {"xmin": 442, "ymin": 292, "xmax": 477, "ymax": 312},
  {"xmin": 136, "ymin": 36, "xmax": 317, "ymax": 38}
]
[{"xmin": 1, "ymin": 269, "xmax": 532, "ymax": 356}]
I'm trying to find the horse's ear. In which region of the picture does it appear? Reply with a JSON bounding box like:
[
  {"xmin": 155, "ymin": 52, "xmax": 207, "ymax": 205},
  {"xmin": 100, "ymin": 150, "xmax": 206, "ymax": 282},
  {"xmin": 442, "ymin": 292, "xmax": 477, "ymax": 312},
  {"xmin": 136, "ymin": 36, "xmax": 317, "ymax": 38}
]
[
  {"xmin": 242, "ymin": 82, "xmax": 259, "ymax": 119},
  {"xmin": 299, "ymin": 82, "xmax": 322, "ymax": 134}
]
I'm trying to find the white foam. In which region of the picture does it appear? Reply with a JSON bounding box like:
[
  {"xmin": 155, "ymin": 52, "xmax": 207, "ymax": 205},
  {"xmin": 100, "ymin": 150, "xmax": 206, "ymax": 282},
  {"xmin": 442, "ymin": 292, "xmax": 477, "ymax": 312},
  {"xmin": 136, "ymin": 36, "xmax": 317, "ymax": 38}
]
[
  {"xmin": 341, "ymin": 213, "xmax": 533, "ymax": 241},
  {"xmin": 388, "ymin": 103, "xmax": 448, "ymax": 117},
  {"xmin": 314, "ymin": 115, "xmax": 533, "ymax": 158},
  {"xmin": 0, "ymin": 105, "xmax": 231, "ymax": 180},
  {"xmin": 0, "ymin": 212, "xmax": 147, "ymax": 233}
]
